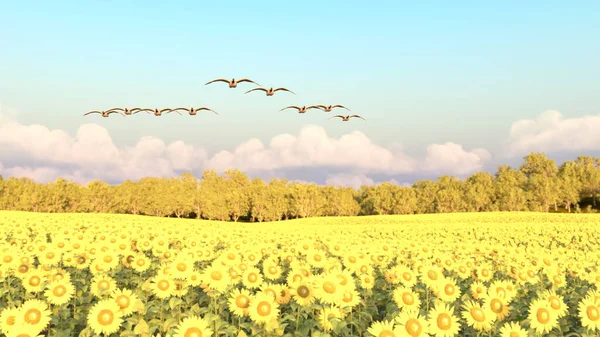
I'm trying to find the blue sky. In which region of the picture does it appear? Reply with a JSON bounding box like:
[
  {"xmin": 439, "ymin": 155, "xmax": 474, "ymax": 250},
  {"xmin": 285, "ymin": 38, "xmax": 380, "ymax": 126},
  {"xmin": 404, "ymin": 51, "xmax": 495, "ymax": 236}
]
[{"xmin": 1, "ymin": 1, "xmax": 599, "ymax": 185}]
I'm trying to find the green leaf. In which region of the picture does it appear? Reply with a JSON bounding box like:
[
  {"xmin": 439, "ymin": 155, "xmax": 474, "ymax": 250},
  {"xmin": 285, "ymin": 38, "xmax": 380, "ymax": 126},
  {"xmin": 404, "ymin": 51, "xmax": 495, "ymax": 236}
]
[{"xmin": 133, "ymin": 318, "xmax": 150, "ymax": 336}]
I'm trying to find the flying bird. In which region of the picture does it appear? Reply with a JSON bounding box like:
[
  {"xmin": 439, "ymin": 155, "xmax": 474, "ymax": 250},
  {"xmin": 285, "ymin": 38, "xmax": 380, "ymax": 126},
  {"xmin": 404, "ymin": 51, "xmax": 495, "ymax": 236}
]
[
  {"xmin": 167, "ymin": 107, "xmax": 219, "ymax": 115},
  {"xmin": 104, "ymin": 107, "xmax": 144, "ymax": 115},
  {"xmin": 83, "ymin": 110, "xmax": 125, "ymax": 118},
  {"xmin": 134, "ymin": 108, "xmax": 174, "ymax": 116},
  {"xmin": 280, "ymin": 105, "xmax": 323, "ymax": 113},
  {"xmin": 245, "ymin": 87, "xmax": 295, "ymax": 96},
  {"xmin": 329, "ymin": 114, "xmax": 366, "ymax": 121},
  {"xmin": 205, "ymin": 78, "xmax": 260, "ymax": 88},
  {"xmin": 315, "ymin": 105, "xmax": 351, "ymax": 112}
]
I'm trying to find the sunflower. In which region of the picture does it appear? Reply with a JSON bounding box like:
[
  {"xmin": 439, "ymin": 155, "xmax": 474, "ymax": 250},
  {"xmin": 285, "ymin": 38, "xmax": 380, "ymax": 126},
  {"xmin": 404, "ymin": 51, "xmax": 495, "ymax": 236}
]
[
  {"xmin": 421, "ymin": 265, "xmax": 444, "ymax": 290},
  {"xmin": 201, "ymin": 263, "xmax": 230, "ymax": 293},
  {"xmin": 469, "ymin": 281, "xmax": 487, "ymax": 300},
  {"xmin": 290, "ymin": 279, "xmax": 316, "ymax": 307},
  {"xmin": 36, "ymin": 249, "xmax": 61, "ymax": 266},
  {"xmin": 241, "ymin": 267, "xmax": 264, "ymax": 290},
  {"xmin": 461, "ymin": 300, "xmax": 495, "ymax": 332},
  {"xmin": 482, "ymin": 294, "xmax": 511, "ymax": 321},
  {"xmin": 395, "ymin": 265, "xmax": 417, "ymax": 288},
  {"xmin": 527, "ymin": 298, "xmax": 558, "ymax": 335},
  {"xmin": 539, "ymin": 289, "xmax": 568, "ymax": 318},
  {"xmin": 228, "ymin": 288, "xmax": 252, "ymax": 317},
  {"xmin": 275, "ymin": 284, "xmax": 292, "ymax": 305},
  {"xmin": 173, "ymin": 280, "xmax": 190, "ymax": 297},
  {"xmin": 0, "ymin": 307, "xmax": 19, "ymax": 335},
  {"xmin": 150, "ymin": 274, "xmax": 175, "ymax": 299},
  {"xmin": 14, "ymin": 299, "xmax": 52, "ymax": 334},
  {"xmin": 498, "ymin": 321, "xmax": 528, "ymax": 337},
  {"xmin": 436, "ymin": 277, "xmax": 460, "ymax": 303},
  {"xmin": 395, "ymin": 309, "xmax": 429, "ymax": 337},
  {"xmin": 170, "ymin": 257, "xmax": 194, "ymax": 280},
  {"xmin": 90, "ymin": 275, "xmax": 117, "ymax": 298},
  {"xmin": 427, "ymin": 303, "xmax": 460, "ymax": 337},
  {"xmin": 340, "ymin": 287, "xmax": 361, "ymax": 309},
  {"xmin": 44, "ymin": 279, "xmax": 75, "ymax": 306},
  {"xmin": 248, "ymin": 292, "xmax": 280, "ymax": 325},
  {"xmin": 367, "ymin": 320, "xmax": 402, "ymax": 337},
  {"xmin": 392, "ymin": 287, "xmax": 421, "ymax": 313},
  {"xmin": 131, "ymin": 254, "xmax": 152, "ymax": 273},
  {"xmin": 262, "ymin": 262, "xmax": 283, "ymax": 281},
  {"xmin": 314, "ymin": 273, "xmax": 345, "ymax": 305},
  {"xmin": 87, "ymin": 299, "xmax": 124, "ymax": 336},
  {"xmin": 317, "ymin": 305, "xmax": 343, "ymax": 332},
  {"xmin": 112, "ymin": 288, "xmax": 139, "ymax": 317},
  {"xmin": 578, "ymin": 296, "xmax": 600, "ymax": 332},
  {"xmin": 96, "ymin": 251, "xmax": 120, "ymax": 271},
  {"xmin": 4, "ymin": 323, "xmax": 44, "ymax": 337},
  {"xmin": 172, "ymin": 315, "xmax": 213, "ymax": 337},
  {"xmin": 20, "ymin": 268, "xmax": 47, "ymax": 294}
]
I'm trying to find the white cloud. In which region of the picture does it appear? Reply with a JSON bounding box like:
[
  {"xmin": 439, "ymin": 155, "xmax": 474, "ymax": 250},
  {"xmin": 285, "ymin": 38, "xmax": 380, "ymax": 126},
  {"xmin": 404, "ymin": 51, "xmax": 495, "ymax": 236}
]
[
  {"xmin": 325, "ymin": 173, "xmax": 375, "ymax": 188},
  {"xmin": 0, "ymin": 114, "xmax": 491, "ymax": 184},
  {"xmin": 506, "ymin": 110, "xmax": 600, "ymax": 156}
]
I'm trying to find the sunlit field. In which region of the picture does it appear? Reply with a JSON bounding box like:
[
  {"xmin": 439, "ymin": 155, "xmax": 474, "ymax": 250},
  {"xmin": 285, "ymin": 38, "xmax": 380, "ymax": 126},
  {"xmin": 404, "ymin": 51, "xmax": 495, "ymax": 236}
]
[{"xmin": 1, "ymin": 211, "xmax": 600, "ymax": 337}]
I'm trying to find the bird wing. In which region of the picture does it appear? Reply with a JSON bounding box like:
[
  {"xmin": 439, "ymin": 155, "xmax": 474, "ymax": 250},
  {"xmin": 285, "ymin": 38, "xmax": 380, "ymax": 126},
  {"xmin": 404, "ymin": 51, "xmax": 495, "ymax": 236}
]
[
  {"xmin": 83, "ymin": 110, "xmax": 102, "ymax": 116},
  {"xmin": 274, "ymin": 88, "xmax": 296, "ymax": 94},
  {"xmin": 105, "ymin": 107, "xmax": 124, "ymax": 113},
  {"xmin": 328, "ymin": 115, "xmax": 345, "ymax": 120},
  {"xmin": 350, "ymin": 114, "xmax": 366, "ymax": 120},
  {"xmin": 333, "ymin": 105, "xmax": 351, "ymax": 111},
  {"xmin": 280, "ymin": 106, "xmax": 300, "ymax": 111},
  {"xmin": 245, "ymin": 87, "xmax": 268, "ymax": 94},
  {"xmin": 159, "ymin": 108, "xmax": 174, "ymax": 113},
  {"xmin": 236, "ymin": 78, "xmax": 260, "ymax": 86},
  {"xmin": 134, "ymin": 109, "xmax": 153, "ymax": 114},
  {"xmin": 307, "ymin": 105, "xmax": 325, "ymax": 110},
  {"xmin": 168, "ymin": 108, "xmax": 189, "ymax": 113},
  {"xmin": 106, "ymin": 110, "xmax": 125, "ymax": 116},
  {"xmin": 205, "ymin": 78, "xmax": 230, "ymax": 85},
  {"xmin": 197, "ymin": 107, "xmax": 219, "ymax": 115}
]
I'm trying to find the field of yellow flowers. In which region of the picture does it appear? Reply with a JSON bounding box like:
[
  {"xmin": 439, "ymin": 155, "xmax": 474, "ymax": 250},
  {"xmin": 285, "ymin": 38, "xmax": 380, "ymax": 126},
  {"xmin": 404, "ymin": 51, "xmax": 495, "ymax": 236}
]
[{"xmin": 1, "ymin": 211, "xmax": 600, "ymax": 337}]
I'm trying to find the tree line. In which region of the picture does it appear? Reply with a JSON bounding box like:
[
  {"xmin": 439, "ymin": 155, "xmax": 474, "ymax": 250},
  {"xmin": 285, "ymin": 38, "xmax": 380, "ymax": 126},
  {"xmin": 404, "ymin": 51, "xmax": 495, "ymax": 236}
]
[{"xmin": 0, "ymin": 153, "xmax": 598, "ymax": 221}]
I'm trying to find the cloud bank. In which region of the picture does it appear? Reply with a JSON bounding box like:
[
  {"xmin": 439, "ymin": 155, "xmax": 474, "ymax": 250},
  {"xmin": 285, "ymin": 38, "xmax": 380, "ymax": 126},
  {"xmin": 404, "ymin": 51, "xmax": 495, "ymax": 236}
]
[{"xmin": 0, "ymin": 114, "xmax": 492, "ymax": 186}]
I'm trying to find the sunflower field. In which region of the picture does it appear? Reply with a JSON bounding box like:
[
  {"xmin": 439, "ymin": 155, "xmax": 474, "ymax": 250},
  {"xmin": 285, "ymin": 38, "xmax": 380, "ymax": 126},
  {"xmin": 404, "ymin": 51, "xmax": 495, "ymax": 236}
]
[{"xmin": 1, "ymin": 211, "xmax": 600, "ymax": 337}]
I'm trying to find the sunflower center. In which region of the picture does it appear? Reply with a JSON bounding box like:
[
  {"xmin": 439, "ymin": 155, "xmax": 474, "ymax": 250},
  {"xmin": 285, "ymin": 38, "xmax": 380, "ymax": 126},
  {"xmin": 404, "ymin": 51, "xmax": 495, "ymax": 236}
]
[
  {"xmin": 53, "ymin": 285, "xmax": 67, "ymax": 297},
  {"xmin": 184, "ymin": 327, "xmax": 203, "ymax": 337},
  {"xmin": 177, "ymin": 263, "xmax": 187, "ymax": 272},
  {"xmin": 549, "ymin": 296, "xmax": 560, "ymax": 310},
  {"xmin": 459, "ymin": 266, "xmax": 466, "ymax": 273},
  {"xmin": 103, "ymin": 256, "xmax": 113, "ymax": 263},
  {"xmin": 98, "ymin": 280, "xmax": 110, "ymax": 290},
  {"xmin": 314, "ymin": 254, "xmax": 322, "ymax": 262},
  {"xmin": 98, "ymin": 309, "xmax": 114, "ymax": 325},
  {"xmin": 552, "ymin": 275, "xmax": 561, "ymax": 283},
  {"xmin": 210, "ymin": 270, "xmax": 222, "ymax": 281},
  {"xmin": 587, "ymin": 305, "xmax": 600, "ymax": 321},
  {"xmin": 46, "ymin": 252, "xmax": 55, "ymax": 259},
  {"xmin": 527, "ymin": 270, "xmax": 535, "ymax": 278},
  {"xmin": 481, "ymin": 269, "xmax": 489, "ymax": 277},
  {"xmin": 360, "ymin": 266, "xmax": 367, "ymax": 273},
  {"xmin": 378, "ymin": 330, "xmax": 396, "ymax": 337},
  {"xmin": 29, "ymin": 276, "xmax": 41, "ymax": 286},
  {"xmin": 402, "ymin": 292, "xmax": 414, "ymax": 305},
  {"xmin": 323, "ymin": 281, "xmax": 336, "ymax": 294},
  {"xmin": 436, "ymin": 313, "xmax": 451, "ymax": 330},
  {"xmin": 136, "ymin": 259, "xmax": 145, "ymax": 266},
  {"xmin": 349, "ymin": 256, "xmax": 357, "ymax": 263},
  {"xmin": 444, "ymin": 284, "xmax": 455, "ymax": 295},
  {"xmin": 158, "ymin": 280, "xmax": 170, "ymax": 291},
  {"xmin": 297, "ymin": 285, "xmax": 310, "ymax": 298},
  {"xmin": 3, "ymin": 256, "xmax": 12, "ymax": 263},
  {"xmin": 7, "ymin": 315, "xmax": 15, "ymax": 325},
  {"xmin": 268, "ymin": 266, "xmax": 277, "ymax": 274},
  {"xmin": 117, "ymin": 295, "xmax": 130, "ymax": 308},
  {"xmin": 18, "ymin": 265, "xmax": 29, "ymax": 273},
  {"xmin": 402, "ymin": 272, "xmax": 412, "ymax": 281},
  {"xmin": 248, "ymin": 273, "xmax": 257, "ymax": 282},
  {"xmin": 491, "ymin": 299, "xmax": 503, "ymax": 313},
  {"xmin": 235, "ymin": 294, "xmax": 249, "ymax": 308},
  {"xmin": 257, "ymin": 301, "xmax": 271, "ymax": 316},
  {"xmin": 25, "ymin": 309, "xmax": 41, "ymax": 324},
  {"xmin": 496, "ymin": 288, "xmax": 506, "ymax": 298},
  {"xmin": 509, "ymin": 332, "xmax": 520, "ymax": 337},
  {"xmin": 536, "ymin": 308, "xmax": 550, "ymax": 324},
  {"xmin": 470, "ymin": 307, "xmax": 485, "ymax": 322},
  {"xmin": 427, "ymin": 270, "xmax": 438, "ymax": 280},
  {"xmin": 405, "ymin": 318, "xmax": 422, "ymax": 337},
  {"xmin": 337, "ymin": 275, "xmax": 348, "ymax": 285}
]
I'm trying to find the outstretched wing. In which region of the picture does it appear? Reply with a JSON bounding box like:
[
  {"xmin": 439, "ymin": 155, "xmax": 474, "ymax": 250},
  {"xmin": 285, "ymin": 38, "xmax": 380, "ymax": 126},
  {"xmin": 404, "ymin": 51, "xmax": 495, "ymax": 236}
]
[
  {"xmin": 307, "ymin": 105, "xmax": 324, "ymax": 110},
  {"xmin": 274, "ymin": 87, "xmax": 296, "ymax": 95},
  {"xmin": 245, "ymin": 87, "xmax": 268, "ymax": 94},
  {"xmin": 168, "ymin": 108, "xmax": 189, "ymax": 114},
  {"xmin": 350, "ymin": 114, "xmax": 366, "ymax": 120},
  {"xmin": 197, "ymin": 107, "xmax": 219, "ymax": 115},
  {"xmin": 332, "ymin": 104, "xmax": 351, "ymax": 111},
  {"xmin": 83, "ymin": 110, "xmax": 102, "ymax": 116},
  {"xmin": 105, "ymin": 107, "xmax": 125, "ymax": 113},
  {"xmin": 106, "ymin": 111, "xmax": 126, "ymax": 116},
  {"xmin": 205, "ymin": 78, "xmax": 230, "ymax": 85},
  {"xmin": 236, "ymin": 78, "xmax": 260, "ymax": 86},
  {"xmin": 328, "ymin": 115, "xmax": 345, "ymax": 120},
  {"xmin": 133, "ymin": 108, "xmax": 153, "ymax": 114},
  {"xmin": 280, "ymin": 106, "xmax": 300, "ymax": 111}
]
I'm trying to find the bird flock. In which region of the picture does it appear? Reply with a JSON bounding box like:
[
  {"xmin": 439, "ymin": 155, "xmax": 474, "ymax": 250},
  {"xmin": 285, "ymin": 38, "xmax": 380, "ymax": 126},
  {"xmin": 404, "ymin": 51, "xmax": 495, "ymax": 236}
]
[{"xmin": 83, "ymin": 77, "xmax": 366, "ymax": 122}]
